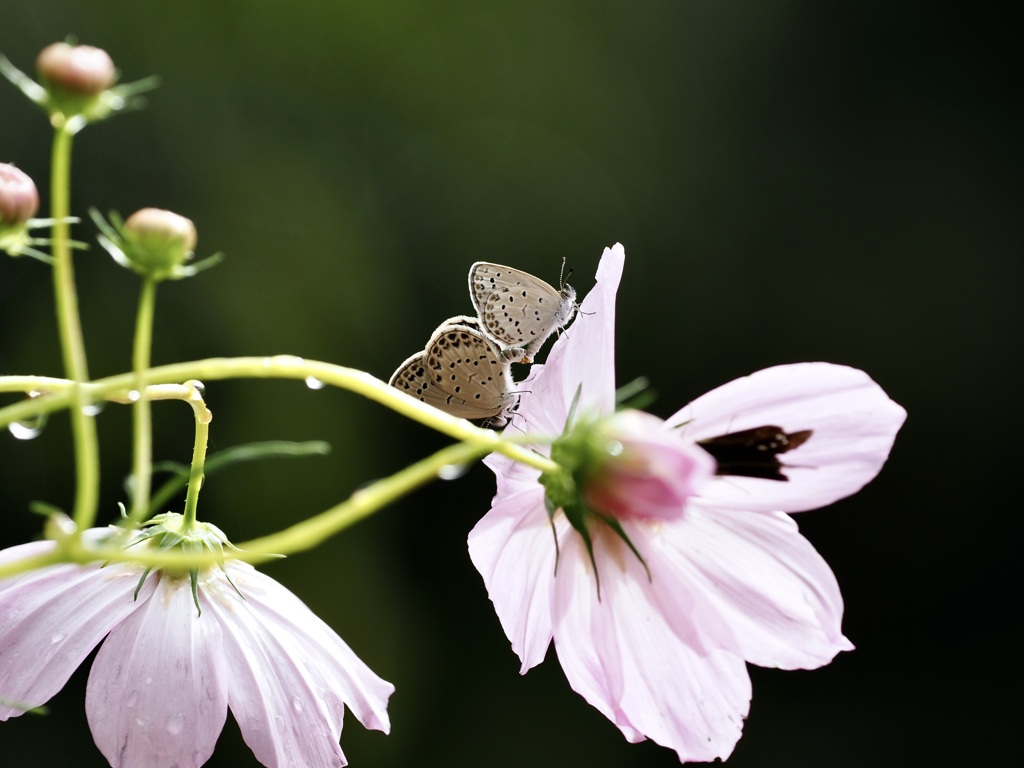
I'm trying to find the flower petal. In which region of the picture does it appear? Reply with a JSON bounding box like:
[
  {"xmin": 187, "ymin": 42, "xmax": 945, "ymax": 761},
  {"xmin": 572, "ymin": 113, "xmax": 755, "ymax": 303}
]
[
  {"xmin": 468, "ymin": 485, "xmax": 560, "ymax": 672},
  {"xmin": 669, "ymin": 363, "xmax": 906, "ymax": 512},
  {"xmin": 656, "ymin": 506, "xmax": 852, "ymax": 669},
  {"xmin": 525, "ymin": 243, "xmax": 624, "ymax": 430},
  {"xmin": 86, "ymin": 575, "xmax": 228, "ymax": 768},
  {"xmin": 202, "ymin": 562, "xmax": 393, "ymax": 767},
  {"xmin": 0, "ymin": 539, "xmax": 153, "ymax": 720},
  {"xmin": 551, "ymin": 531, "xmax": 752, "ymax": 762}
]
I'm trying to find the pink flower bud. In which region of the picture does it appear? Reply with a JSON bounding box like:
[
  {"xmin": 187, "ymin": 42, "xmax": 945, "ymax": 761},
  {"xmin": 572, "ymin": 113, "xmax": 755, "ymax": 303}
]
[
  {"xmin": 122, "ymin": 208, "xmax": 197, "ymax": 276},
  {"xmin": 0, "ymin": 163, "xmax": 39, "ymax": 226},
  {"xmin": 35, "ymin": 42, "xmax": 116, "ymax": 95},
  {"xmin": 583, "ymin": 410, "xmax": 714, "ymax": 522}
]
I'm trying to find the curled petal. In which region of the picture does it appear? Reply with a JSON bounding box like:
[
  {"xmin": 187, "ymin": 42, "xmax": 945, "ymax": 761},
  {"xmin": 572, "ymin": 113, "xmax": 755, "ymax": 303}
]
[
  {"xmin": 468, "ymin": 486, "xmax": 560, "ymax": 672},
  {"xmin": 203, "ymin": 563, "xmax": 393, "ymax": 767},
  {"xmin": 0, "ymin": 541, "xmax": 153, "ymax": 720},
  {"xmin": 670, "ymin": 363, "xmax": 906, "ymax": 512},
  {"xmin": 86, "ymin": 575, "xmax": 228, "ymax": 768}
]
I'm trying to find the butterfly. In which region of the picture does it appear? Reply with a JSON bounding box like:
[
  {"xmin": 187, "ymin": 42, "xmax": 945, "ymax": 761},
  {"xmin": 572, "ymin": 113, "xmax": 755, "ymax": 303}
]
[
  {"xmin": 390, "ymin": 316, "xmax": 518, "ymax": 426},
  {"xmin": 468, "ymin": 262, "xmax": 577, "ymax": 364}
]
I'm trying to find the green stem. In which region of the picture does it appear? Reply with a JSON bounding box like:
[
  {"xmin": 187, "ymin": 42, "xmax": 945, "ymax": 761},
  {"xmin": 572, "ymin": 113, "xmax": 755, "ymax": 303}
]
[
  {"xmin": 181, "ymin": 402, "xmax": 209, "ymax": 530},
  {"xmin": 238, "ymin": 440, "xmax": 486, "ymax": 557},
  {"xmin": 0, "ymin": 439, "xmax": 491, "ymax": 578},
  {"xmin": 128, "ymin": 278, "xmax": 157, "ymax": 520},
  {"xmin": 0, "ymin": 357, "xmax": 559, "ymax": 474},
  {"xmin": 50, "ymin": 124, "xmax": 100, "ymax": 531}
]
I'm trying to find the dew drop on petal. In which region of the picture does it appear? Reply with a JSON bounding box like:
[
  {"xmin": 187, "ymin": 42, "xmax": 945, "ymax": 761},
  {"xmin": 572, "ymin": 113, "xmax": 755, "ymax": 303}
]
[
  {"xmin": 166, "ymin": 712, "xmax": 185, "ymax": 735},
  {"xmin": 50, "ymin": 630, "xmax": 67, "ymax": 644},
  {"xmin": 304, "ymin": 376, "xmax": 325, "ymax": 390},
  {"xmin": 291, "ymin": 695, "xmax": 304, "ymax": 713},
  {"xmin": 125, "ymin": 691, "xmax": 139, "ymax": 708}
]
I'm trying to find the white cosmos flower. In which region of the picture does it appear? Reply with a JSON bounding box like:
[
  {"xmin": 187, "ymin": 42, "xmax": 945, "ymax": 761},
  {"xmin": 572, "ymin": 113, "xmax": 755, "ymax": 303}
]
[
  {"xmin": 0, "ymin": 526, "xmax": 392, "ymax": 767},
  {"xmin": 468, "ymin": 243, "xmax": 906, "ymax": 762}
]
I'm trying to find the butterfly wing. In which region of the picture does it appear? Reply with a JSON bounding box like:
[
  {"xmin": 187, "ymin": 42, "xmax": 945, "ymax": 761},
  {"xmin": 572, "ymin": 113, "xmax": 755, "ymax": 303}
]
[
  {"xmin": 423, "ymin": 319, "xmax": 517, "ymax": 422},
  {"xmin": 468, "ymin": 261, "xmax": 577, "ymax": 361},
  {"xmin": 389, "ymin": 351, "xmax": 451, "ymax": 410}
]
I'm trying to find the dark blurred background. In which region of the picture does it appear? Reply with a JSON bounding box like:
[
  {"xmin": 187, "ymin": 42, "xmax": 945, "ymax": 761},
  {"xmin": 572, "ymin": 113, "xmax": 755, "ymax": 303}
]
[{"xmin": 1, "ymin": 2, "xmax": 1019, "ymax": 766}]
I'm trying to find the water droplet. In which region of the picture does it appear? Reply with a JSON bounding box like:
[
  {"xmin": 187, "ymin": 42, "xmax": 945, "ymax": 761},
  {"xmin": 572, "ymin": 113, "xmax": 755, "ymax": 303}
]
[
  {"xmin": 304, "ymin": 376, "xmax": 325, "ymax": 390},
  {"xmin": 606, "ymin": 440, "xmax": 624, "ymax": 457},
  {"xmin": 291, "ymin": 695, "xmax": 304, "ymax": 713},
  {"xmin": 186, "ymin": 379, "xmax": 205, "ymax": 395},
  {"xmin": 81, "ymin": 402, "xmax": 104, "ymax": 416},
  {"xmin": 125, "ymin": 691, "xmax": 139, "ymax": 707},
  {"xmin": 166, "ymin": 712, "xmax": 185, "ymax": 735},
  {"xmin": 50, "ymin": 630, "xmax": 67, "ymax": 644},
  {"xmin": 8, "ymin": 416, "xmax": 46, "ymax": 440},
  {"xmin": 438, "ymin": 463, "xmax": 469, "ymax": 481},
  {"xmin": 127, "ymin": 390, "xmax": 141, "ymax": 402}
]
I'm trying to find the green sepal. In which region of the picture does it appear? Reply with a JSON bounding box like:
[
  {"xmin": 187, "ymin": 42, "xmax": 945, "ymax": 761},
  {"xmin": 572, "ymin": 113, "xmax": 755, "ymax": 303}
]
[
  {"xmin": 90, "ymin": 207, "xmax": 222, "ymax": 282},
  {"xmin": 133, "ymin": 567, "xmax": 154, "ymax": 601},
  {"xmin": 538, "ymin": 385, "xmax": 654, "ymax": 598},
  {"xmin": 615, "ymin": 377, "xmax": 656, "ymax": 412},
  {"xmin": 0, "ymin": 53, "xmax": 158, "ymax": 134}
]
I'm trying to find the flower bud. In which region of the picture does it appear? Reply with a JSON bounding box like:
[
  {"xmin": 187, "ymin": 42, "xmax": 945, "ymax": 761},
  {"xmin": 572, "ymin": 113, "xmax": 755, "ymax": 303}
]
[
  {"xmin": 581, "ymin": 410, "xmax": 714, "ymax": 522},
  {"xmin": 122, "ymin": 208, "xmax": 197, "ymax": 278},
  {"xmin": 35, "ymin": 42, "xmax": 115, "ymax": 95},
  {"xmin": 0, "ymin": 163, "xmax": 39, "ymax": 227}
]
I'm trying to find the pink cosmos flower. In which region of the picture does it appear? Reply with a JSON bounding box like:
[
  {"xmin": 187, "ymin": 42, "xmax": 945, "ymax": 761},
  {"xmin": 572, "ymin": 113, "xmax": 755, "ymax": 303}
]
[
  {"xmin": 0, "ymin": 527, "xmax": 393, "ymax": 767},
  {"xmin": 468, "ymin": 243, "xmax": 906, "ymax": 762}
]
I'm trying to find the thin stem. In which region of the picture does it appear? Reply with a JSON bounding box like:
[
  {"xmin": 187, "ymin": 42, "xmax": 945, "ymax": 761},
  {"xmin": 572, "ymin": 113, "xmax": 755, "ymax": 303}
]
[
  {"xmin": 0, "ymin": 439, "xmax": 491, "ymax": 577},
  {"xmin": 129, "ymin": 278, "xmax": 157, "ymax": 519},
  {"xmin": 237, "ymin": 440, "xmax": 486, "ymax": 557},
  {"xmin": 181, "ymin": 405, "xmax": 209, "ymax": 530},
  {"xmin": 50, "ymin": 124, "xmax": 100, "ymax": 531},
  {"xmin": 0, "ymin": 357, "xmax": 559, "ymax": 474}
]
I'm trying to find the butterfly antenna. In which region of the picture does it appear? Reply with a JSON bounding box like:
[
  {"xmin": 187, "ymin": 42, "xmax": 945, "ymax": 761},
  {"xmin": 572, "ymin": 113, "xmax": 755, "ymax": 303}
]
[{"xmin": 559, "ymin": 256, "xmax": 574, "ymax": 290}]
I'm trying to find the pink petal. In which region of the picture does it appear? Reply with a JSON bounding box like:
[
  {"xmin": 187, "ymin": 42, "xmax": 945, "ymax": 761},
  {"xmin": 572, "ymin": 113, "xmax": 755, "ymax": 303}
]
[
  {"xmin": 0, "ymin": 539, "xmax": 153, "ymax": 720},
  {"xmin": 86, "ymin": 575, "xmax": 228, "ymax": 768},
  {"xmin": 669, "ymin": 363, "xmax": 906, "ymax": 512},
  {"xmin": 656, "ymin": 507, "xmax": 853, "ymax": 669},
  {"xmin": 551, "ymin": 530, "xmax": 752, "ymax": 762},
  {"xmin": 203, "ymin": 562, "xmax": 393, "ymax": 768},
  {"xmin": 525, "ymin": 243, "xmax": 624, "ymax": 430},
  {"xmin": 468, "ymin": 486, "xmax": 560, "ymax": 672}
]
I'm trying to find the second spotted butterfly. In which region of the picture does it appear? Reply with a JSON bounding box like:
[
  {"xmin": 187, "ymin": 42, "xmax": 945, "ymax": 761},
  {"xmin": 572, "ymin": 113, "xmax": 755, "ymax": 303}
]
[
  {"xmin": 390, "ymin": 316, "xmax": 518, "ymax": 427},
  {"xmin": 469, "ymin": 262, "xmax": 577, "ymax": 363}
]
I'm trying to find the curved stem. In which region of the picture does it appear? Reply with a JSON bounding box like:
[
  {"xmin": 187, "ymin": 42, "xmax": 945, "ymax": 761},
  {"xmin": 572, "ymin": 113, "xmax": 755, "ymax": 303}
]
[
  {"xmin": 129, "ymin": 277, "xmax": 157, "ymax": 519},
  {"xmin": 0, "ymin": 439, "xmax": 490, "ymax": 577},
  {"xmin": 0, "ymin": 357, "xmax": 558, "ymax": 474},
  {"xmin": 238, "ymin": 439, "xmax": 485, "ymax": 558},
  {"xmin": 50, "ymin": 124, "xmax": 100, "ymax": 531}
]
